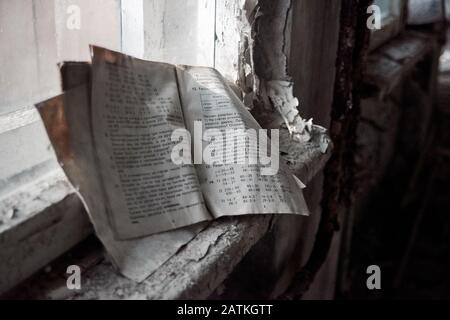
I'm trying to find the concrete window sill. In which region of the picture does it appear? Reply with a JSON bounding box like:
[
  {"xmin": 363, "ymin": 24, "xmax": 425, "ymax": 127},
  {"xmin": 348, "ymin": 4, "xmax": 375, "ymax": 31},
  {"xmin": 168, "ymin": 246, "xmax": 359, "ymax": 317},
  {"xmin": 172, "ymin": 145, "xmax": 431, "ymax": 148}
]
[{"xmin": 0, "ymin": 168, "xmax": 92, "ymax": 295}]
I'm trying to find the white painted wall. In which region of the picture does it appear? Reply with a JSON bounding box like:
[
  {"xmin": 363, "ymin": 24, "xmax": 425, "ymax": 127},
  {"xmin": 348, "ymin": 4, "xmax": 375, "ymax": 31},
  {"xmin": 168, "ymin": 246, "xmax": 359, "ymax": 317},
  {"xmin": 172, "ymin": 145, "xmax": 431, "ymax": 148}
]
[
  {"xmin": 0, "ymin": 0, "xmax": 243, "ymax": 199},
  {"xmin": 0, "ymin": 0, "xmax": 122, "ymax": 189},
  {"xmin": 142, "ymin": 0, "xmax": 216, "ymax": 67},
  {"xmin": 54, "ymin": 0, "xmax": 122, "ymax": 61},
  {"xmin": 121, "ymin": 0, "xmax": 145, "ymax": 58},
  {"xmin": 214, "ymin": 0, "xmax": 246, "ymax": 83},
  {"xmin": 0, "ymin": 0, "xmax": 59, "ymax": 116}
]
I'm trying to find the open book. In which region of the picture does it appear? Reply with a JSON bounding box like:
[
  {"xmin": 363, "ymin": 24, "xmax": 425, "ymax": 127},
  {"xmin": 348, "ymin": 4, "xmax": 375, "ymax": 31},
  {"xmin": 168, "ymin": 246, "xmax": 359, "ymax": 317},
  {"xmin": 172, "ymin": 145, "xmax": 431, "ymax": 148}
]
[{"xmin": 36, "ymin": 46, "xmax": 308, "ymax": 280}]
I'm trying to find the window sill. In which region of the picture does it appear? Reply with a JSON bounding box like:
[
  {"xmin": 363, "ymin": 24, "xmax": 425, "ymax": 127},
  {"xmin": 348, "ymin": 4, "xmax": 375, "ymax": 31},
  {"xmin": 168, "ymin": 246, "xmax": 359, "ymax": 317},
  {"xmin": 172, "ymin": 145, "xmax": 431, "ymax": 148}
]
[
  {"xmin": 2, "ymin": 124, "xmax": 330, "ymax": 300},
  {"xmin": 364, "ymin": 31, "xmax": 437, "ymax": 99},
  {"xmin": 369, "ymin": 15, "xmax": 403, "ymax": 52},
  {"xmin": 0, "ymin": 168, "xmax": 92, "ymax": 295}
]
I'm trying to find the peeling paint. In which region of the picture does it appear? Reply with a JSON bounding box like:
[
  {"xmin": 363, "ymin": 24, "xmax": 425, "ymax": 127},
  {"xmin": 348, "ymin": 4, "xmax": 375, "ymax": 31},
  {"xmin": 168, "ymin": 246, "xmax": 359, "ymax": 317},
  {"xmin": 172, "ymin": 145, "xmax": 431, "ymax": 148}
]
[{"xmin": 243, "ymin": 0, "xmax": 314, "ymax": 142}]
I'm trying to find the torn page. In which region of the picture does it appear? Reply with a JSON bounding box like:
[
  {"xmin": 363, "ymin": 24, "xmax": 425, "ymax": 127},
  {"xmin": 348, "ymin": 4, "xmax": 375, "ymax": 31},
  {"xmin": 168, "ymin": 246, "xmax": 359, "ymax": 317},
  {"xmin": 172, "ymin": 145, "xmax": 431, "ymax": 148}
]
[{"xmin": 37, "ymin": 47, "xmax": 309, "ymax": 284}]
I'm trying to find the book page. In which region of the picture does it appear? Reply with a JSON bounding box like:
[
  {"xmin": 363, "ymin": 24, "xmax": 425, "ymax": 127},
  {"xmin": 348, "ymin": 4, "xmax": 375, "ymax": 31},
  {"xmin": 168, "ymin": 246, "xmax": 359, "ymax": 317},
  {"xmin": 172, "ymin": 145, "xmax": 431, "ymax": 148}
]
[
  {"xmin": 176, "ymin": 66, "xmax": 309, "ymax": 217},
  {"xmin": 91, "ymin": 47, "xmax": 211, "ymax": 239}
]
